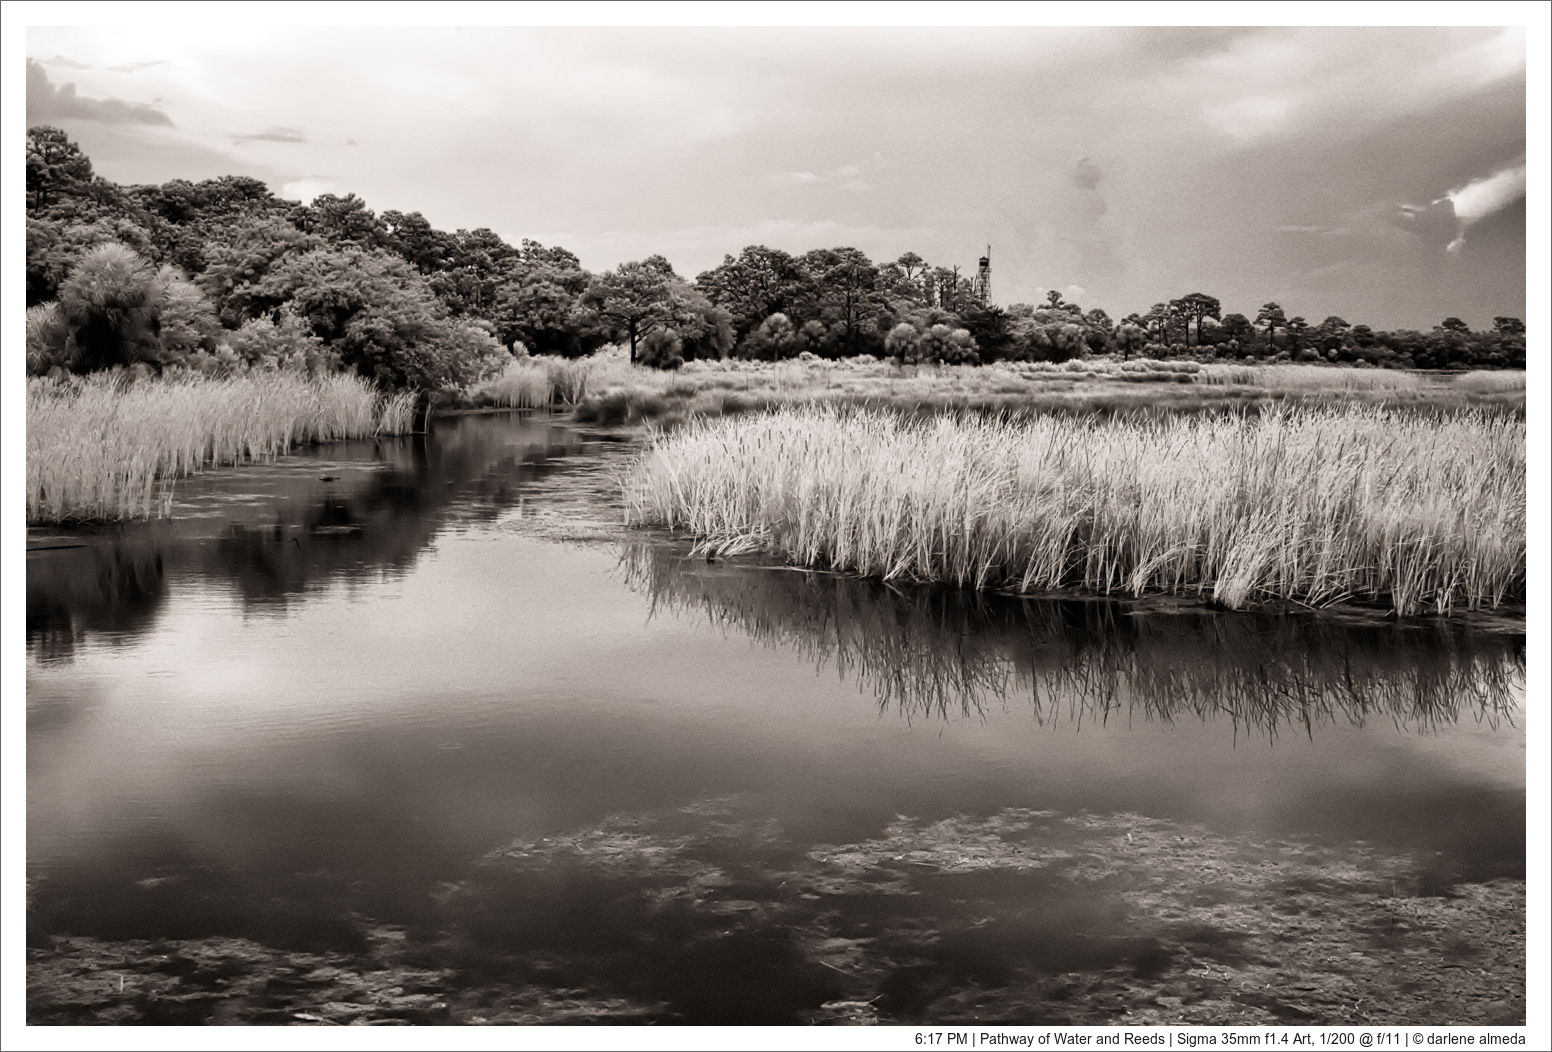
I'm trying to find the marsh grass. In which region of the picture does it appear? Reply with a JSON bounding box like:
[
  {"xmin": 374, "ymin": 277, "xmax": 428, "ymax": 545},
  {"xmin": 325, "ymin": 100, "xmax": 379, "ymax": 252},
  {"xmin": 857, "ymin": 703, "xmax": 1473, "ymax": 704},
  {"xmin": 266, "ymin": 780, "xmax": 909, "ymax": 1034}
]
[
  {"xmin": 552, "ymin": 355, "xmax": 1524, "ymax": 426},
  {"xmin": 623, "ymin": 404, "xmax": 1525, "ymax": 615},
  {"xmin": 27, "ymin": 373, "xmax": 416, "ymax": 523}
]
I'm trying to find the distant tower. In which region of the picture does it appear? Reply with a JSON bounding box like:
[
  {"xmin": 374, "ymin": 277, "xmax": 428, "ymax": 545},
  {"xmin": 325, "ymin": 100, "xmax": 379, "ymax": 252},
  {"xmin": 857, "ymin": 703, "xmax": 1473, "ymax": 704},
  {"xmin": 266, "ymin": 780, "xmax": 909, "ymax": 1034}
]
[{"xmin": 975, "ymin": 246, "xmax": 992, "ymax": 305}]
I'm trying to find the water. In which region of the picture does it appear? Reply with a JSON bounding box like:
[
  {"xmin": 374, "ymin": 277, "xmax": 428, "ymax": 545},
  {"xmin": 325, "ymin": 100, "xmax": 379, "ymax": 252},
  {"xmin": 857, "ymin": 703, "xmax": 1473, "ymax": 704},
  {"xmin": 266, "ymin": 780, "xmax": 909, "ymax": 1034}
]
[{"xmin": 25, "ymin": 412, "xmax": 1526, "ymax": 1025}]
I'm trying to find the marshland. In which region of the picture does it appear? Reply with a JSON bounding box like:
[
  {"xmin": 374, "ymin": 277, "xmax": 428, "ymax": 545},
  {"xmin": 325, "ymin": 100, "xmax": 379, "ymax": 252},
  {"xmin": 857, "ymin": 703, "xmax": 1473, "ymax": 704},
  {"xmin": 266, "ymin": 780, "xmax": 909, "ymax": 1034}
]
[{"xmin": 24, "ymin": 97, "xmax": 1528, "ymax": 1032}]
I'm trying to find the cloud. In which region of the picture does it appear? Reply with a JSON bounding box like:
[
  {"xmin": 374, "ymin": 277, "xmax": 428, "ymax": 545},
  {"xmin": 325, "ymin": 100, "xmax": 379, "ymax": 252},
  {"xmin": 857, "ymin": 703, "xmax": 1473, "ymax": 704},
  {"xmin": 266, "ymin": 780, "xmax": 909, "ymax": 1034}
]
[
  {"xmin": 280, "ymin": 177, "xmax": 336, "ymax": 204},
  {"xmin": 775, "ymin": 163, "xmax": 871, "ymax": 192},
  {"xmin": 39, "ymin": 54, "xmax": 92, "ymax": 70},
  {"xmin": 1393, "ymin": 161, "xmax": 1527, "ymax": 254},
  {"xmin": 1392, "ymin": 198, "xmax": 1458, "ymax": 252},
  {"xmin": 233, "ymin": 127, "xmax": 307, "ymax": 144},
  {"xmin": 26, "ymin": 59, "xmax": 173, "ymax": 126},
  {"xmin": 1071, "ymin": 157, "xmax": 1101, "ymax": 190},
  {"xmin": 1447, "ymin": 162, "xmax": 1526, "ymax": 224},
  {"xmin": 108, "ymin": 60, "xmax": 170, "ymax": 74}
]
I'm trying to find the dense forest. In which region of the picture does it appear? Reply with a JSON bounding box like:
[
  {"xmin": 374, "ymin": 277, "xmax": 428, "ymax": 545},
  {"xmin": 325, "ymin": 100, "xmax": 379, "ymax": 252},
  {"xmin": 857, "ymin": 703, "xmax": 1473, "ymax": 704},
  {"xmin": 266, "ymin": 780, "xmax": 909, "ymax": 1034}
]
[{"xmin": 26, "ymin": 126, "xmax": 1526, "ymax": 389}]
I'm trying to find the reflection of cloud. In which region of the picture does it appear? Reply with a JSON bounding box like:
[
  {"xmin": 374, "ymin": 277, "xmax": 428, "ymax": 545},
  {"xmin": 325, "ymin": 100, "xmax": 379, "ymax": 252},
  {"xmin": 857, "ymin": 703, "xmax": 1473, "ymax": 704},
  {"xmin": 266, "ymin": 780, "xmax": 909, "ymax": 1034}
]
[
  {"xmin": 234, "ymin": 127, "xmax": 307, "ymax": 144},
  {"xmin": 39, "ymin": 54, "xmax": 92, "ymax": 70},
  {"xmin": 108, "ymin": 60, "xmax": 170, "ymax": 74},
  {"xmin": 26, "ymin": 59, "xmax": 174, "ymax": 126}
]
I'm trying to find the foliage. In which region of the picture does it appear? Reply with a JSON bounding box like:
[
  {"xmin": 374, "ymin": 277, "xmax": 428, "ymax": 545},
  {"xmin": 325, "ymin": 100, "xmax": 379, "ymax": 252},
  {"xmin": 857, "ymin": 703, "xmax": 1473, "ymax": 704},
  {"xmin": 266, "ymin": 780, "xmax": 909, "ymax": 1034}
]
[
  {"xmin": 21, "ymin": 129, "xmax": 1531, "ymax": 389},
  {"xmin": 56, "ymin": 243, "xmax": 167, "ymax": 373},
  {"xmin": 26, "ymin": 126, "xmax": 95, "ymax": 211}
]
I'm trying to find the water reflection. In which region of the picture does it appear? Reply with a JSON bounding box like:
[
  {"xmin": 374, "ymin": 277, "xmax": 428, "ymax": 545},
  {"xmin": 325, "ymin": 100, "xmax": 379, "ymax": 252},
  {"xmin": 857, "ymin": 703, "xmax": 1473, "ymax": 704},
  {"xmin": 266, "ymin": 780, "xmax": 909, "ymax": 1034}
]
[
  {"xmin": 621, "ymin": 543, "xmax": 1524, "ymax": 738},
  {"xmin": 25, "ymin": 413, "xmax": 631, "ymax": 659}
]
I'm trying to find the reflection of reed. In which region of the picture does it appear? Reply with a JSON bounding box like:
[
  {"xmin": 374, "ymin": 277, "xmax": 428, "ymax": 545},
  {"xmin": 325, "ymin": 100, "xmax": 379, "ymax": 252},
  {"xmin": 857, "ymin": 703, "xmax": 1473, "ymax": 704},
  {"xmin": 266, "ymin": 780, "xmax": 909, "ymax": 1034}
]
[{"xmin": 619, "ymin": 543, "xmax": 1523, "ymax": 737}]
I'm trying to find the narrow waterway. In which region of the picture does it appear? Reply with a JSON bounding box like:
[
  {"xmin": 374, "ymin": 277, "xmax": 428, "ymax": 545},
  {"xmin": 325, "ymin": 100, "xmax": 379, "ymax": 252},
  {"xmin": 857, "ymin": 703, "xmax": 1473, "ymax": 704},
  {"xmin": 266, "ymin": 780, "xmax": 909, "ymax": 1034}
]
[{"xmin": 26, "ymin": 412, "xmax": 1525, "ymax": 1025}]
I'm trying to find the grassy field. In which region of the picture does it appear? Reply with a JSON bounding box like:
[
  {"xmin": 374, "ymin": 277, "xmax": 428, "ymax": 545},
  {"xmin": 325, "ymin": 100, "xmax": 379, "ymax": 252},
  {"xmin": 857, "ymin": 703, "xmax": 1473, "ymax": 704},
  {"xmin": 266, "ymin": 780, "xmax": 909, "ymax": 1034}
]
[
  {"xmin": 623, "ymin": 404, "xmax": 1525, "ymax": 615},
  {"xmin": 462, "ymin": 353, "xmax": 1525, "ymax": 425},
  {"xmin": 509, "ymin": 355, "xmax": 1525, "ymax": 425},
  {"xmin": 26, "ymin": 373, "xmax": 416, "ymax": 523}
]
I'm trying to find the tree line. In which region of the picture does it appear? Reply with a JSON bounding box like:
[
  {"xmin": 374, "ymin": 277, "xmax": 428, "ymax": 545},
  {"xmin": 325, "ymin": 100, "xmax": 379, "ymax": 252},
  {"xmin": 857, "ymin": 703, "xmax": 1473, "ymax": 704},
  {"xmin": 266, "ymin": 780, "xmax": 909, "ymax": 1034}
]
[{"xmin": 26, "ymin": 126, "xmax": 1525, "ymax": 389}]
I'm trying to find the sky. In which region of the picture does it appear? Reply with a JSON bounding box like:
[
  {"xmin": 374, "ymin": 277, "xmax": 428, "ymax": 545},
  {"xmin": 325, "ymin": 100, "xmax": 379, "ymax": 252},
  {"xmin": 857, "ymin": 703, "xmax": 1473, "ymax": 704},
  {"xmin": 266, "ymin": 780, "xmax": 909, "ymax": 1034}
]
[{"xmin": 17, "ymin": 18, "xmax": 1540, "ymax": 331}]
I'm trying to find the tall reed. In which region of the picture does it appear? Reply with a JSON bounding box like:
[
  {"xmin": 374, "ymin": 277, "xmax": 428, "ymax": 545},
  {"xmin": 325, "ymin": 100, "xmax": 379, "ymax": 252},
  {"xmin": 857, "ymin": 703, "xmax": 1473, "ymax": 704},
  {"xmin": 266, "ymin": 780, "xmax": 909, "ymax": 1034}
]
[
  {"xmin": 623, "ymin": 405, "xmax": 1525, "ymax": 615},
  {"xmin": 27, "ymin": 372, "xmax": 416, "ymax": 523}
]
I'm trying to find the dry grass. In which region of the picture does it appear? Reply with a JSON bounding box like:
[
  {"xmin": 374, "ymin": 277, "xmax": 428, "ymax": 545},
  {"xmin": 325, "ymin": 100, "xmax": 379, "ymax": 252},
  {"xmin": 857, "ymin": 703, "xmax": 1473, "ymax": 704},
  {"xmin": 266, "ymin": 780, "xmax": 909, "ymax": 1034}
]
[
  {"xmin": 623, "ymin": 404, "xmax": 1525, "ymax": 615},
  {"xmin": 544, "ymin": 355, "xmax": 1525, "ymax": 425},
  {"xmin": 26, "ymin": 373, "xmax": 417, "ymax": 523}
]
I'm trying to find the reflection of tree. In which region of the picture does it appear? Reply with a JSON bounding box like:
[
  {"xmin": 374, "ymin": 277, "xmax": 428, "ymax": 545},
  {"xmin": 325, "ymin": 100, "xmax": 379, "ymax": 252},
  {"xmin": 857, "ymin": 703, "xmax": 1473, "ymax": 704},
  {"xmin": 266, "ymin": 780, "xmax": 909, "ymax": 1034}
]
[
  {"xmin": 619, "ymin": 543, "xmax": 1523, "ymax": 737},
  {"xmin": 26, "ymin": 537, "xmax": 167, "ymax": 664},
  {"xmin": 27, "ymin": 416, "xmax": 625, "ymax": 655}
]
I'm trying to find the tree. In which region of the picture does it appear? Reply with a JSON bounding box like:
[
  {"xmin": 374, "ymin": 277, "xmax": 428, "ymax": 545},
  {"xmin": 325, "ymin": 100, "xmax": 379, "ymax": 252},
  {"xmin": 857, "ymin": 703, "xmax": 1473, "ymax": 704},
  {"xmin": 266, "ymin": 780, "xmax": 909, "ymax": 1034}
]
[
  {"xmin": 156, "ymin": 266, "xmax": 223, "ymax": 363},
  {"xmin": 1143, "ymin": 302, "xmax": 1175, "ymax": 346},
  {"xmin": 290, "ymin": 193, "xmax": 389, "ymax": 249},
  {"xmin": 695, "ymin": 246, "xmax": 813, "ymax": 342},
  {"xmin": 1115, "ymin": 323, "xmax": 1146, "ymax": 360},
  {"xmin": 661, "ymin": 284, "xmax": 735, "ymax": 362},
  {"xmin": 959, "ymin": 303, "xmax": 1012, "ymax": 361},
  {"xmin": 583, "ymin": 257, "xmax": 676, "ymax": 363},
  {"xmin": 1048, "ymin": 323, "xmax": 1086, "ymax": 363},
  {"xmin": 1492, "ymin": 317, "xmax": 1525, "ymax": 336},
  {"xmin": 56, "ymin": 243, "xmax": 166, "ymax": 372},
  {"xmin": 382, "ymin": 210, "xmax": 453, "ymax": 273},
  {"xmin": 1316, "ymin": 316, "xmax": 1352, "ymax": 356},
  {"xmin": 196, "ymin": 218, "xmax": 322, "ymax": 324},
  {"xmin": 1218, "ymin": 313, "xmax": 1254, "ymax": 349},
  {"xmin": 1285, "ymin": 316, "xmax": 1310, "ymax": 359},
  {"xmin": 884, "ymin": 322, "xmax": 921, "ymax": 364},
  {"xmin": 1439, "ymin": 317, "xmax": 1471, "ymax": 335},
  {"xmin": 638, "ymin": 328, "xmax": 684, "ymax": 370},
  {"xmin": 27, "ymin": 126, "xmax": 95, "ymax": 211},
  {"xmin": 802, "ymin": 246, "xmax": 884, "ymax": 356},
  {"xmin": 917, "ymin": 324, "xmax": 978, "ymax": 365},
  {"xmin": 740, "ymin": 312, "xmax": 797, "ymax": 361},
  {"xmin": 1254, "ymin": 302, "xmax": 1287, "ymax": 357},
  {"xmin": 1170, "ymin": 292, "xmax": 1221, "ymax": 347}
]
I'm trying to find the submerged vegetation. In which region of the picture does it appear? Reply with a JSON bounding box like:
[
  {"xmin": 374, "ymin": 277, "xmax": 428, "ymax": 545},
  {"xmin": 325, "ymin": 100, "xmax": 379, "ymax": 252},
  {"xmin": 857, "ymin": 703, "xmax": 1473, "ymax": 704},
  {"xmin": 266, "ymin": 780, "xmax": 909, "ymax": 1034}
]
[
  {"xmin": 26, "ymin": 373, "xmax": 415, "ymax": 523},
  {"xmin": 624, "ymin": 405, "xmax": 1525, "ymax": 616}
]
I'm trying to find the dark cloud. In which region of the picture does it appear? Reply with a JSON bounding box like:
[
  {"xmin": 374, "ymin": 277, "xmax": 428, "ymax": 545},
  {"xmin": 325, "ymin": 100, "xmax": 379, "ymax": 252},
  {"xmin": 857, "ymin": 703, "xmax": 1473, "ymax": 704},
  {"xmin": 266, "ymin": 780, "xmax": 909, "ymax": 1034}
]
[
  {"xmin": 1392, "ymin": 199, "xmax": 1459, "ymax": 252},
  {"xmin": 26, "ymin": 59, "xmax": 173, "ymax": 126},
  {"xmin": 1071, "ymin": 156, "xmax": 1101, "ymax": 190},
  {"xmin": 232, "ymin": 128, "xmax": 307, "ymax": 144},
  {"xmin": 40, "ymin": 54, "xmax": 93, "ymax": 70},
  {"xmin": 108, "ymin": 60, "xmax": 170, "ymax": 74}
]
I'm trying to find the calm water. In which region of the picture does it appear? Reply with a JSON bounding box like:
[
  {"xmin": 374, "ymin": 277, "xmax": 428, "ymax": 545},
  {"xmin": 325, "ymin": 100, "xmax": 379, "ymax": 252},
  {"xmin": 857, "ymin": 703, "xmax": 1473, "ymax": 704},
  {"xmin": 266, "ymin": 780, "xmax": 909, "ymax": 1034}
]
[{"xmin": 26, "ymin": 412, "xmax": 1525, "ymax": 1024}]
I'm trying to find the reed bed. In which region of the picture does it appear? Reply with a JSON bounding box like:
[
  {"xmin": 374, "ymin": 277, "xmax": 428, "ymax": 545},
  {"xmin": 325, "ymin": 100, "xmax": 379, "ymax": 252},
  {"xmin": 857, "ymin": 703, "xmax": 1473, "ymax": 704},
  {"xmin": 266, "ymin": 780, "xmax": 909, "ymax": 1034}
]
[
  {"xmin": 548, "ymin": 354, "xmax": 1524, "ymax": 425},
  {"xmin": 27, "ymin": 373, "xmax": 416, "ymax": 523},
  {"xmin": 623, "ymin": 405, "xmax": 1525, "ymax": 615}
]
